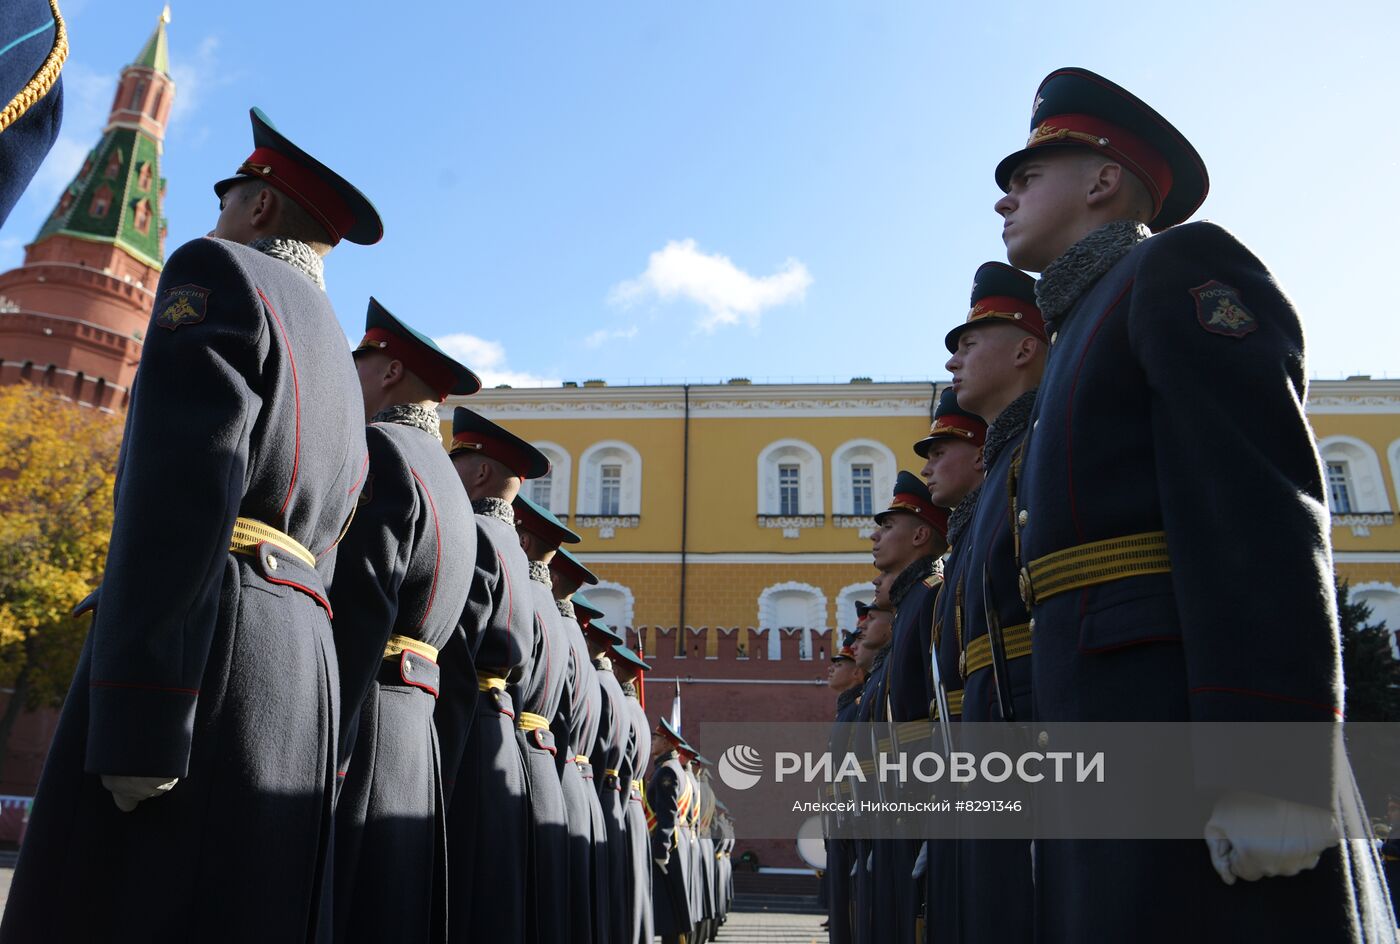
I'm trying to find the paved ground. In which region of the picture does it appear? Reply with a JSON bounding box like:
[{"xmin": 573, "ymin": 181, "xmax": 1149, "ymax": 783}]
[
  {"xmin": 708, "ymin": 909, "xmax": 828, "ymax": 943},
  {"xmin": 0, "ymin": 869, "xmax": 824, "ymax": 941}
]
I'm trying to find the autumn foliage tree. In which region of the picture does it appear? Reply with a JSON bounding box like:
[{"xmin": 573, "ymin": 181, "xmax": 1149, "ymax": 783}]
[{"xmin": 0, "ymin": 383, "xmax": 121, "ymax": 781}]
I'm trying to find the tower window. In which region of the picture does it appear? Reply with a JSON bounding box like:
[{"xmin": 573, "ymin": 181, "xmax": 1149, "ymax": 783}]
[
  {"xmin": 104, "ymin": 150, "xmax": 124, "ymax": 179},
  {"xmin": 138, "ymin": 162, "xmax": 153, "ymax": 191},
  {"xmin": 90, "ymin": 186, "xmax": 112, "ymax": 218},
  {"xmin": 1327, "ymin": 462, "xmax": 1354, "ymax": 513}
]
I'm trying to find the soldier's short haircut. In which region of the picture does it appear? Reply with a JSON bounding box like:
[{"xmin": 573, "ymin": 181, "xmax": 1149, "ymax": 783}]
[{"xmin": 239, "ymin": 180, "xmax": 335, "ymax": 253}]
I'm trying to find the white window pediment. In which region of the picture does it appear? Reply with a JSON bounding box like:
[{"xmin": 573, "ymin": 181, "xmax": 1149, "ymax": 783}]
[
  {"xmin": 1318, "ymin": 436, "xmax": 1392, "ymax": 525},
  {"xmin": 577, "ymin": 440, "xmax": 642, "ymax": 516},
  {"xmin": 831, "ymin": 438, "xmax": 896, "ymax": 517},
  {"xmin": 834, "ymin": 582, "xmax": 877, "ymax": 634},
  {"xmin": 757, "ymin": 439, "xmax": 823, "ymax": 516},
  {"xmin": 584, "ymin": 581, "xmax": 635, "ymax": 634},
  {"xmin": 757, "ymin": 581, "xmax": 829, "ymax": 661},
  {"xmin": 528, "ymin": 441, "xmax": 571, "ymax": 518}
]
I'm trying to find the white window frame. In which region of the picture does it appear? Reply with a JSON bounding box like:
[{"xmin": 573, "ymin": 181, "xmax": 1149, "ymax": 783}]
[
  {"xmin": 577, "ymin": 440, "xmax": 643, "ymax": 516},
  {"xmin": 1318, "ymin": 436, "xmax": 1391, "ymax": 514},
  {"xmin": 830, "ymin": 439, "xmax": 897, "ymax": 516},
  {"xmin": 757, "ymin": 440, "xmax": 823, "ymax": 516}
]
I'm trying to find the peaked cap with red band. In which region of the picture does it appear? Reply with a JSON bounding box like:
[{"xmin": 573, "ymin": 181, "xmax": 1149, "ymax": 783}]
[
  {"xmin": 354, "ymin": 297, "xmax": 480, "ymax": 400},
  {"xmin": 914, "ymin": 385, "xmax": 988, "ymax": 457},
  {"xmin": 945, "ymin": 261, "xmax": 1046, "ymax": 353},
  {"xmin": 995, "ymin": 68, "xmax": 1209, "ymax": 232},
  {"xmin": 572, "ymin": 593, "xmax": 606, "ymax": 621},
  {"xmin": 449, "ymin": 406, "xmax": 551, "ymax": 479},
  {"xmin": 873, "ymin": 470, "xmax": 949, "ymax": 538},
  {"xmin": 214, "ymin": 107, "xmax": 383, "ymax": 246},
  {"xmin": 550, "ymin": 547, "xmax": 599, "ymax": 588},
  {"xmin": 513, "ymin": 492, "xmax": 581, "ymax": 547},
  {"xmin": 583, "ymin": 618, "xmax": 625, "ymax": 645}
]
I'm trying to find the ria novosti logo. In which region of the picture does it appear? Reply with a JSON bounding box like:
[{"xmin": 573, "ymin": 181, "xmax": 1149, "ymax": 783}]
[{"xmin": 717, "ymin": 744, "xmax": 764, "ymax": 790}]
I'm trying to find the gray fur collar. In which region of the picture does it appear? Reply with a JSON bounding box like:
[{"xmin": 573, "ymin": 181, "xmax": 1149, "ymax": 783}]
[
  {"xmin": 836, "ymin": 684, "xmax": 862, "ymax": 714},
  {"xmin": 871, "ymin": 645, "xmax": 890, "ymax": 677},
  {"xmin": 593, "ymin": 653, "xmax": 613, "ymax": 672},
  {"xmin": 473, "ymin": 497, "xmax": 515, "ymax": 527},
  {"xmin": 947, "ymin": 485, "xmax": 981, "ymax": 550},
  {"xmin": 890, "ymin": 554, "xmax": 937, "ymax": 608},
  {"xmin": 556, "ymin": 598, "xmax": 575, "ymax": 619},
  {"xmin": 528, "ymin": 560, "xmax": 551, "ymax": 586},
  {"xmin": 370, "ymin": 403, "xmax": 441, "ymax": 439},
  {"xmin": 983, "ymin": 389, "xmax": 1037, "ymax": 469},
  {"xmin": 1035, "ymin": 220, "xmax": 1149, "ymax": 324},
  {"xmin": 249, "ymin": 237, "xmax": 325, "ymax": 290},
  {"xmin": 622, "ymin": 681, "xmax": 638, "ymax": 698}
]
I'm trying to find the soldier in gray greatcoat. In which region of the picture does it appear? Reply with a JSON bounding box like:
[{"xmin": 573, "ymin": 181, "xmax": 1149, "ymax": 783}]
[
  {"xmin": 649, "ymin": 718, "xmax": 696, "ymax": 944},
  {"xmin": 513, "ymin": 493, "xmax": 581, "ymax": 944},
  {"xmin": 613, "ymin": 643, "xmax": 654, "ymax": 944},
  {"xmin": 329, "ymin": 300, "xmax": 480, "ymax": 943},
  {"xmin": 2, "ymin": 107, "xmax": 382, "ymax": 941},
  {"xmin": 437, "ymin": 407, "xmax": 551, "ymax": 944},
  {"xmin": 542, "ymin": 541, "xmax": 610, "ymax": 944}
]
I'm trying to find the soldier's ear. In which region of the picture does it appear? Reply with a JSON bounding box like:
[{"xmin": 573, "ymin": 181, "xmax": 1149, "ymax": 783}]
[{"xmin": 1085, "ymin": 160, "xmax": 1125, "ymax": 209}]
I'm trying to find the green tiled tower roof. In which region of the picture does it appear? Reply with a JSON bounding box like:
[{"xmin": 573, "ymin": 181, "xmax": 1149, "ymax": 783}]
[{"xmin": 33, "ymin": 9, "xmax": 172, "ymax": 271}]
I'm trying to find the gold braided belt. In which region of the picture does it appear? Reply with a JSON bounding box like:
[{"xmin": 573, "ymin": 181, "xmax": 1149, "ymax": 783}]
[
  {"xmin": 932, "ymin": 689, "xmax": 965, "ymax": 720},
  {"xmin": 0, "ymin": 0, "xmax": 67, "ymax": 135},
  {"xmin": 384, "ymin": 635, "xmax": 438, "ymax": 663},
  {"xmin": 229, "ymin": 516, "xmax": 316, "ymax": 569},
  {"xmin": 1020, "ymin": 530, "xmax": 1171, "ymax": 606},
  {"xmin": 962, "ymin": 623, "xmax": 1032, "ymax": 678},
  {"xmin": 476, "ymin": 673, "xmax": 506, "ymax": 693},
  {"xmin": 517, "ymin": 711, "xmax": 551, "ymax": 732}
]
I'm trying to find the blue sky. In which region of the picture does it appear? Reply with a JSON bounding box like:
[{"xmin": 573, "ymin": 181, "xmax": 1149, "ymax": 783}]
[{"xmin": 3, "ymin": 1, "xmax": 1397, "ymax": 386}]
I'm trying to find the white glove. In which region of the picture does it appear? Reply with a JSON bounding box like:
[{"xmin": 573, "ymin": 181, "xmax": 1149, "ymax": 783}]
[
  {"xmin": 1204, "ymin": 790, "xmax": 1339, "ymax": 885},
  {"xmin": 911, "ymin": 841, "xmax": 928, "ymax": 880},
  {"xmin": 101, "ymin": 775, "xmax": 179, "ymax": 813},
  {"xmin": 654, "ymin": 857, "xmax": 668, "ymax": 875}
]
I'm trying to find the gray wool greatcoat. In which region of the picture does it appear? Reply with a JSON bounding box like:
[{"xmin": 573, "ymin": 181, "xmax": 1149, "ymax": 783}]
[
  {"xmin": 1, "ymin": 237, "xmax": 367, "ymax": 942},
  {"xmin": 435, "ymin": 502, "xmax": 534, "ymax": 944},
  {"xmin": 519, "ymin": 567, "xmax": 572, "ymax": 944},
  {"xmin": 591, "ymin": 660, "xmax": 631, "ymax": 944},
  {"xmin": 621, "ymin": 696, "xmax": 654, "ymax": 944},
  {"xmin": 1018, "ymin": 222, "xmax": 1394, "ymax": 942},
  {"xmin": 648, "ymin": 751, "xmax": 695, "ymax": 938},
  {"xmin": 330, "ymin": 415, "xmax": 475, "ymax": 944}
]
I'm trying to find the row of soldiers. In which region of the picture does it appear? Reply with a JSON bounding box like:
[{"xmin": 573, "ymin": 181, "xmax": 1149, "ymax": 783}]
[
  {"xmin": 0, "ymin": 105, "xmax": 736, "ymax": 942},
  {"xmin": 815, "ymin": 66, "xmax": 1398, "ymax": 943}
]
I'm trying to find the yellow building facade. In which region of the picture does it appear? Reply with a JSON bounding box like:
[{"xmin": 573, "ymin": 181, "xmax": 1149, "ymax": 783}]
[{"xmin": 439, "ymin": 376, "xmax": 1400, "ymax": 658}]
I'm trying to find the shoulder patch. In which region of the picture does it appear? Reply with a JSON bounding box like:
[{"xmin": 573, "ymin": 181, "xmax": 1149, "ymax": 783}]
[
  {"xmin": 923, "ymin": 574, "xmax": 943, "ymax": 589},
  {"xmin": 155, "ymin": 284, "xmax": 211, "ymax": 331},
  {"xmin": 1191, "ymin": 280, "xmax": 1257, "ymax": 338}
]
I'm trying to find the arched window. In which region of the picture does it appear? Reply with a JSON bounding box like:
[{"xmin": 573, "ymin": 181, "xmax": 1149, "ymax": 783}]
[
  {"xmin": 831, "ymin": 439, "xmax": 897, "ymax": 517},
  {"xmin": 584, "ymin": 581, "xmax": 635, "ymax": 634},
  {"xmin": 128, "ymin": 80, "xmax": 146, "ymax": 111},
  {"xmin": 133, "ymin": 199, "xmax": 152, "ymax": 235},
  {"xmin": 756, "ymin": 439, "xmax": 823, "ymax": 516},
  {"xmin": 1317, "ymin": 436, "xmax": 1391, "ymax": 515},
  {"xmin": 834, "ymin": 581, "xmax": 877, "ymax": 634},
  {"xmin": 137, "ymin": 162, "xmax": 154, "ymax": 191},
  {"xmin": 577, "ymin": 441, "xmax": 642, "ymax": 516},
  {"xmin": 104, "ymin": 149, "xmax": 124, "ymax": 179},
  {"xmin": 529, "ymin": 441, "xmax": 572, "ymax": 518},
  {"xmin": 757, "ymin": 582, "xmax": 828, "ymax": 661},
  {"xmin": 1351, "ymin": 583, "xmax": 1400, "ymax": 659}
]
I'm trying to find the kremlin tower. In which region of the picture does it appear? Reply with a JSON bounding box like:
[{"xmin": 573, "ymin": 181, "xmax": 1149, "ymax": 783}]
[{"xmin": 0, "ymin": 9, "xmax": 173, "ymax": 413}]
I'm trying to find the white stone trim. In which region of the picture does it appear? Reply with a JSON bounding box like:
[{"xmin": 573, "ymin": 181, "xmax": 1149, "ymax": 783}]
[
  {"xmin": 1318, "ymin": 435, "xmax": 1392, "ymax": 514},
  {"xmin": 757, "ymin": 439, "xmax": 824, "ymax": 516},
  {"xmin": 830, "ymin": 438, "xmax": 897, "ymax": 516},
  {"xmin": 834, "ymin": 582, "xmax": 876, "ymax": 633},
  {"xmin": 528, "ymin": 441, "xmax": 572, "ymax": 518},
  {"xmin": 757, "ymin": 581, "xmax": 829, "ymax": 661},
  {"xmin": 1335, "ymin": 552, "xmax": 1400, "ymax": 563},
  {"xmin": 577, "ymin": 440, "xmax": 643, "ymax": 516},
  {"xmin": 583, "ymin": 580, "xmax": 635, "ymax": 631}
]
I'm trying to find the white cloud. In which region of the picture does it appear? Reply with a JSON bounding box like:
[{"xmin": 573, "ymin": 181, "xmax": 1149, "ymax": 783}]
[
  {"xmin": 434, "ymin": 332, "xmax": 561, "ymax": 388},
  {"xmin": 609, "ymin": 238, "xmax": 812, "ymax": 332},
  {"xmin": 583, "ymin": 325, "xmax": 639, "ymax": 348},
  {"xmin": 170, "ymin": 36, "xmax": 225, "ymax": 125}
]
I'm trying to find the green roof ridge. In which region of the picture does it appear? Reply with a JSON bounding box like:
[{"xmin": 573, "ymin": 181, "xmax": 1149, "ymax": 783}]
[{"xmin": 132, "ymin": 7, "xmax": 170, "ymax": 74}]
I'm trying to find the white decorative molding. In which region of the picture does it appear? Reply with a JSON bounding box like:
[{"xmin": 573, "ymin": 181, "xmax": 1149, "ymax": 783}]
[
  {"xmin": 834, "ymin": 582, "xmax": 876, "ymax": 633},
  {"xmin": 574, "ymin": 515, "xmax": 641, "ymax": 539},
  {"xmin": 1334, "ymin": 552, "xmax": 1400, "ymax": 563},
  {"xmin": 1318, "ymin": 435, "xmax": 1392, "ymax": 516},
  {"xmin": 577, "ymin": 440, "xmax": 643, "ymax": 516},
  {"xmin": 1388, "ymin": 438, "xmax": 1400, "ymax": 516},
  {"xmin": 757, "ymin": 439, "xmax": 824, "ymax": 516},
  {"xmin": 830, "ymin": 438, "xmax": 897, "ymax": 516},
  {"xmin": 528, "ymin": 441, "xmax": 572, "ymax": 518},
  {"xmin": 583, "ymin": 580, "xmax": 635, "ymax": 631},
  {"xmin": 756, "ymin": 514, "xmax": 825, "ymax": 538},
  {"xmin": 1333, "ymin": 513, "xmax": 1395, "ymax": 537},
  {"xmin": 757, "ymin": 581, "xmax": 830, "ymax": 661},
  {"xmin": 832, "ymin": 515, "xmax": 877, "ymax": 538}
]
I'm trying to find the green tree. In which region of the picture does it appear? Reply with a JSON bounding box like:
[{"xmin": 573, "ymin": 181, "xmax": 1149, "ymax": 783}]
[
  {"xmin": 0, "ymin": 383, "xmax": 121, "ymax": 782},
  {"xmin": 1339, "ymin": 576, "xmax": 1400, "ymax": 722}
]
